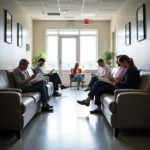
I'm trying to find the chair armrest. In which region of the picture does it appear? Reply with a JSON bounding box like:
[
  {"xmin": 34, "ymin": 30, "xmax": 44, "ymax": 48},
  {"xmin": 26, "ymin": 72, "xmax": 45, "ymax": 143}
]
[
  {"xmin": 115, "ymin": 92, "xmax": 150, "ymax": 128},
  {"xmin": 69, "ymin": 73, "xmax": 74, "ymax": 78},
  {"xmin": 114, "ymin": 89, "xmax": 146, "ymax": 99},
  {"xmin": 0, "ymin": 88, "xmax": 22, "ymax": 94},
  {"xmin": 81, "ymin": 73, "xmax": 85, "ymax": 78},
  {"xmin": 0, "ymin": 92, "xmax": 23, "ymax": 129}
]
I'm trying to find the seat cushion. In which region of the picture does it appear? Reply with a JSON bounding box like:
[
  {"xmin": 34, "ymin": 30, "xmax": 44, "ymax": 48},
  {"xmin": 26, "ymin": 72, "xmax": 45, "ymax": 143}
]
[
  {"xmin": 22, "ymin": 97, "xmax": 35, "ymax": 114},
  {"xmin": 101, "ymin": 94, "xmax": 113, "ymax": 103},
  {"xmin": 48, "ymin": 82, "xmax": 54, "ymax": 95},
  {"xmin": 71, "ymin": 78, "xmax": 77, "ymax": 81},
  {"xmin": 102, "ymin": 95, "xmax": 116, "ymax": 113},
  {"xmin": 22, "ymin": 92, "xmax": 41, "ymax": 103}
]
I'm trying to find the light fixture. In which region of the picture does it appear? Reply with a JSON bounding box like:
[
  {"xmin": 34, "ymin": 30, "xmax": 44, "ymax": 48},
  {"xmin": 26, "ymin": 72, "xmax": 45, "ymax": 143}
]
[{"xmin": 62, "ymin": 10, "xmax": 67, "ymax": 13}]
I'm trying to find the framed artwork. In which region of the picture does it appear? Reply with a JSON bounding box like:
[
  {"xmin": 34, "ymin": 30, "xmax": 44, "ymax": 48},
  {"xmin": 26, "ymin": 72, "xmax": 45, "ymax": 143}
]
[
  {"xmin": 17, "ymin": 23, "xmax": 23, "ymax": 47},
  {"xmin": 136, "ymin": 4, "xmax": 146, "ymax": 41},
  {"xmin": 125, "ymin": 22, "xmax": 131, "ymax": 46},
  {"xmin": 4, "ymin": 10, "xmax": 12, "ymax": 44}
]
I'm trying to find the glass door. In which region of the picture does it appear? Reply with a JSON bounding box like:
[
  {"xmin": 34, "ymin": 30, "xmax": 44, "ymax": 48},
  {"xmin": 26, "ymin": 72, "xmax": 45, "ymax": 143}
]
[{"xmin": 59, "ymin": 37, "xmax": 78, "ymax": 83}]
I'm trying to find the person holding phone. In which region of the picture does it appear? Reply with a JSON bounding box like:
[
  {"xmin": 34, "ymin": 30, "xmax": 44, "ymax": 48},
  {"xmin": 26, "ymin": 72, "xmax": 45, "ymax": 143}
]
[
  {"xmin": 84, "ymin": 59, "xmax": 111, "ymax": 91},
  {"xmin": 34, "ymin": 58, "xmax": 68, "ymax": 97},
  {"xmin": 13, "ymin": 59, "xmax": 53, "ymax": 112},
  {"xmin": 77, "ymin": 55, "xmax": 140, "ymax": 114}
]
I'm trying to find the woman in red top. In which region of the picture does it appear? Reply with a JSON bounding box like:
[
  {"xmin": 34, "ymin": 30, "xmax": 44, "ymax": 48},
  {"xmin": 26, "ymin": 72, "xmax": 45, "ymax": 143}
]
[{"xmin": 72, "ymin": 63, "xmax": 83, "ymax": 90}]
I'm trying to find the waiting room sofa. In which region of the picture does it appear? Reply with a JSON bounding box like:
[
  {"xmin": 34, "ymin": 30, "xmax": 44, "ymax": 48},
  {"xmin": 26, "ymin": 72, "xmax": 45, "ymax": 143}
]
[
  {"xmin": 101, "ymin": 69, "xmax": 150, "ymax": 137},
  {"xmin": 0, "ymin": 69, "xmax": 53, "ymax": 139}
]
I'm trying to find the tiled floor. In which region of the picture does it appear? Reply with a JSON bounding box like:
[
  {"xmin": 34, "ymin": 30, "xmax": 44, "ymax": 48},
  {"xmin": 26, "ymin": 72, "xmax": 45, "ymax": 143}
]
[{"xmin": 1, "ymin": 88, "xmax": 150, "ymax": 150}]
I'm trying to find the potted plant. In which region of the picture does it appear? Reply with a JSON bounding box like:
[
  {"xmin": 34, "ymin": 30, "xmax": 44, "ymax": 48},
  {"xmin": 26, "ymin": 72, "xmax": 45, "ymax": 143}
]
[
  {"xmin": 102, "ymin": 51, "xmax": 114, "ymax": 67},
  {"xmin": 32, "ymin": 51, "xmax": 46, "ymax": 67}
]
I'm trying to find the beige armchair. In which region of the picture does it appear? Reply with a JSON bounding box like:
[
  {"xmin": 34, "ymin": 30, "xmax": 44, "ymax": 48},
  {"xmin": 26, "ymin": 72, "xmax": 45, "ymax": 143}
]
[
  {"xmin": 101, "ymin": 70, "xmax": 150, "ymax": 137},
  {"xmin": 69, "ymin": 69, "xmax": 85, "ymax": 88}
]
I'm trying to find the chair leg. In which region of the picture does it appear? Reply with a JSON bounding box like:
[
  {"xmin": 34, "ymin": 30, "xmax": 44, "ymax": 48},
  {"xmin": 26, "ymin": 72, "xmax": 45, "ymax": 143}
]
[
  {"xmin": 113, "ymin": 128, "xmax": 119, "ymax": 137},
  {"xmin": 70, "ymin": 82, "xmax": 72, "ymax": 89},
  {"xmin": 82, "ymin": 82, "xmax": 84, "ymax": 88}
]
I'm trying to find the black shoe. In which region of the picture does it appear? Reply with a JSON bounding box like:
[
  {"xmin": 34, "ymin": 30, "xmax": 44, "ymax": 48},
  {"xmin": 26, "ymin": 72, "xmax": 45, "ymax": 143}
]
[
  {"xmin": 53, "ymin": 92, "xmax": 61, "ymax": 97},
  {"xmin": 61, "ymin": 85, "xmax": 69, "ymax": 90},
  {"xmin": 77, "ymin": 100, "xmax": 90, "ymax": 107},
  {"xmin": 84, "ymin": 88, "xmax": 90, "ymax": 91},
  {"xmin": 90, "ymin": 109, "xmax": 101, "ymax": 114},
  {"xmin": 42, "ymin": 106, "xmax": 54, "ymax": 112},
  {"xmin": 46, "ymin": 104, "xmax": 53, "ymax": 108}
]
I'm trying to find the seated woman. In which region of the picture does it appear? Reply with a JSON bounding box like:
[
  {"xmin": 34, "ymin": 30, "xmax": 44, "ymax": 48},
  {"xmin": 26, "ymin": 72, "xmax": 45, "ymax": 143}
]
[
  {"xmin": 72, "ymin": 63, "xmax": 84, "ymax": 90},
  {"xmin": 107, "ymin": 55, "xmax": 127, "ymax": 82},
  {"xmin": 77, "ymin": 55, "xmax": 140, "ymax": 114}
]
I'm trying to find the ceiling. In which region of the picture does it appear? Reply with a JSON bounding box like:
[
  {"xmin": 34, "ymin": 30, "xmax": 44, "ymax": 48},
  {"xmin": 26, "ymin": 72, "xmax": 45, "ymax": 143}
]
[{"xmin": 18, "ymin": 0, "xmax": 127, "ymax": 20}]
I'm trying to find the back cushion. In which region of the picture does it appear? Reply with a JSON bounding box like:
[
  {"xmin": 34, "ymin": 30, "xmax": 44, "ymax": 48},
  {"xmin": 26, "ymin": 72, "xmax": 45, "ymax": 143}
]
[
  {"xmin": 0, "ymin": 70, "xmax": 12, "ymax": 89},
  {"xmin": 139, "ymin": 70, "xmax": 150, "ymax": 92},
  {"xmin": 5, "ymin": 70, "xmax": 16, "ymax": 88}
]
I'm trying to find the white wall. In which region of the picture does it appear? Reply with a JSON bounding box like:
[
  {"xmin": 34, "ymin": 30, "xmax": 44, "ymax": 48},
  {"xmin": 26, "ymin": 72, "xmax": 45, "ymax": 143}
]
[
  {"xmin": 111, "ymin": 0, "xmax": 150, "ymax": 69},
  {"xmin": 0, "ymin": 0, "xmax": 33, "ymax": 69},
  {"xmin": 33, "ymin": 20, "xmax": 110, "ymax": 58},
  {"xmin": 33, "ymin": 20, "xmax": 110, "ymax": 86}
]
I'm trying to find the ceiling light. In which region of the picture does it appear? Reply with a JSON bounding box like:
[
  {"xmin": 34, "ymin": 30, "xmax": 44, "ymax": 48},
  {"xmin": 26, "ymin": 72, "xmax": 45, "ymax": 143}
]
[
  {"xmin": 62, "ymin": 10, "xmax": 68, "ymax": 13},
  {"xmin": 81, "ymin": 13, "xmax": 96, "ymax": 17}
]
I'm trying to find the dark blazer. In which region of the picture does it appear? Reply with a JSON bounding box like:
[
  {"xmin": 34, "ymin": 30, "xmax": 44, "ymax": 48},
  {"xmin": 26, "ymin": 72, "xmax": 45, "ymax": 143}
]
[{"xmin": 115, "ymin": 66, "xmax": 140, "ymax": 89}]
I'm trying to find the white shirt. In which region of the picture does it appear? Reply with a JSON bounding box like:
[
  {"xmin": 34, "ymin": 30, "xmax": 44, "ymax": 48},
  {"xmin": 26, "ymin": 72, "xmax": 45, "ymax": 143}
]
[{"xmin": 96, "ymin": 64, "xmax": 111, "ymax": 78}]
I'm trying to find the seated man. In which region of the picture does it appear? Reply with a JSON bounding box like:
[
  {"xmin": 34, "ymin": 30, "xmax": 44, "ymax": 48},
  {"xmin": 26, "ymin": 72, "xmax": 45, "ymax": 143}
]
[
  {"xmin": 34, "ymin": 58, "xmax": 68, "ymax": 96},
  {"xmin": 84, "ymin": 59, "xmax": 111, "ymax": 91},
  {"xmin": 13, "ymin": 59, "xmax": 53, "ymax": 112}
]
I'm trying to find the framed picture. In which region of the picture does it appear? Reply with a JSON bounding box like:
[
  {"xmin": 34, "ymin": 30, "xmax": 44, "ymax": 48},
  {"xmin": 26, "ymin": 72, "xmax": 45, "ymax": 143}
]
[
  {"xmin": 125, "ymin": 22, "xmax": 131, "ymax": 46},
  {"xmin": 136, "ymin": 4, "xmax": 146, "ymax": 41},
  {"xmin": 17, "ymin": 23, "xmax": 23, "ymax": 47},
  {"xmin": 4, "ymin": 10, "xmax": 12, "ymax": 44}
]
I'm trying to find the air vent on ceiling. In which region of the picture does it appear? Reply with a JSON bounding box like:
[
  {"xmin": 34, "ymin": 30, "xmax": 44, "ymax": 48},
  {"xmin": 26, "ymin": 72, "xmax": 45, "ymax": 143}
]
[{"xmin": 47, "ymin": 13, "xmax": 60, "ymax": 16}]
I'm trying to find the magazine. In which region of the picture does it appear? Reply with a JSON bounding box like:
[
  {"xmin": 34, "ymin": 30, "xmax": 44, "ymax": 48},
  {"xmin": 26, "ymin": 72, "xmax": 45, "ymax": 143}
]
[
  {"xmin": 30, "ymin": 72, "xmax": 45, "ymax": 82},
  {"xmin": 98, "ymin": 77, "xmax": 112, "ymax": 84}
]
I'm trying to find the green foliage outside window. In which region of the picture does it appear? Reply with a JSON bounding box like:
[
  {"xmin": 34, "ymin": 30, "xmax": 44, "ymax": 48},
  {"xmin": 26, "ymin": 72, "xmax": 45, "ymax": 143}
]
[
  {"xmin": 32, "ymin": 51, "xmax": 46, "ymax": 67},
  {"xmin": 102, "ymin": 51, "xmax": 114, "ymax": 67}
]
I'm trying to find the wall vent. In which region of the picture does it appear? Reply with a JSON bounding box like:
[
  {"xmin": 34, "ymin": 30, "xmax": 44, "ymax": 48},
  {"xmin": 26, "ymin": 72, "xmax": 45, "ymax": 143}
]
[{"xmin": 47, "ymin": 13, "xmax": 60, "ymax": 16}]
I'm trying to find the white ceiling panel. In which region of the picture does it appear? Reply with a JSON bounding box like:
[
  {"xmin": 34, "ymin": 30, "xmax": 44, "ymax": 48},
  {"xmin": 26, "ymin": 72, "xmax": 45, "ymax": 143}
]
[{"xmin": 18, "ymin": 0, "xmax": 127, "ymax": 20}]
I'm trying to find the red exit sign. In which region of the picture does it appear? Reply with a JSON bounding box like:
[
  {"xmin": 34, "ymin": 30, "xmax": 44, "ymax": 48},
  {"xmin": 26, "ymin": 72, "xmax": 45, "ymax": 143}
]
[{"xmin": 83, "ymin": 19, "xmax": 90, "ymax": 25}]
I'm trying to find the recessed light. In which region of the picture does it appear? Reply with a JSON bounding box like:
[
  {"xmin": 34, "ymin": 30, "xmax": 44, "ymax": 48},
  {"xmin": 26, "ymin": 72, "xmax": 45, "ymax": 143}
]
[{"xmin": 62, "ymin": 10, "xmax": 67, "ymax": 13}]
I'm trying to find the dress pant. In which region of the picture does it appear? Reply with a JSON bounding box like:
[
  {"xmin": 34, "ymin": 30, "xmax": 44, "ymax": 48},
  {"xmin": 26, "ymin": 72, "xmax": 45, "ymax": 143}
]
[
  {"xmin": 88, "ymin": 76, "xmax": 98, "ymax": 89},
  {"xmin": 22, "ymin": 81, "xmax": 49, "ymax": 105},
  {"xmin": 49, "ymin": 73, "xmax": 62, "ymax": 91},
  {"xmin": 88, "ymin": 80, "xmax": 115, "ymax": 106},
  {"xmin": 74, "ymin": 74, "xmax": 83, "ymax": 86}
]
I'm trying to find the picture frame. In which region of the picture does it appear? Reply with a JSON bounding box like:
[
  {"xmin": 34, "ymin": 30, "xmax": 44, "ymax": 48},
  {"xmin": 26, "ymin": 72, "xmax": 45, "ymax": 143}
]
[
  {"xmin": 136, "ymin": 4, "xmax": 146, "ymax": 41},
  {"xmin": 125, "ymin": 22, "xmax": 131, "ymax": 46},
  {"xmin": 17, "ymin": 23, "xmax": 23, "ymax": 47},
  {"xmin": 4, "ymin": 10, "xmax": 12, "ymax": 44}
]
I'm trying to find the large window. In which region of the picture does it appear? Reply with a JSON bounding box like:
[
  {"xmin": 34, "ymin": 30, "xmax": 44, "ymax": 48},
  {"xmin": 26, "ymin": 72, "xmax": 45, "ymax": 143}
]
[
  {"xmin": 80, "ymin": 36, "xmax": 97, "ymax": 70},
  {"xmin": 46, "ymin": 29, "xmax": 98, "ymax": 70},
  {"xmin": 46, "ymin": 36, "xmax": 59, "ymax": 70}
]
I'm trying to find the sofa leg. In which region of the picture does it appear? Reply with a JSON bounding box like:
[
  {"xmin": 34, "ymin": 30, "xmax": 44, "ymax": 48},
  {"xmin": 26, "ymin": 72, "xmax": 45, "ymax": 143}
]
[
  {"xmin": 113, "ymin": 128, "xmax": 119, "ymax": 137},
  {"xmin": 16, "ymin": 130, "xmax": 22, "ymax": 139}
]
